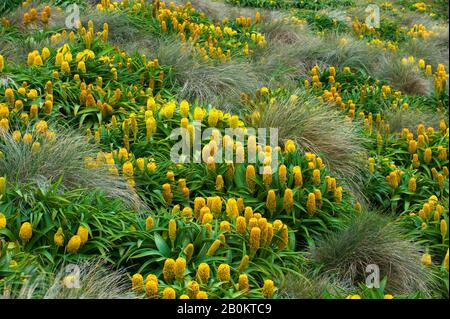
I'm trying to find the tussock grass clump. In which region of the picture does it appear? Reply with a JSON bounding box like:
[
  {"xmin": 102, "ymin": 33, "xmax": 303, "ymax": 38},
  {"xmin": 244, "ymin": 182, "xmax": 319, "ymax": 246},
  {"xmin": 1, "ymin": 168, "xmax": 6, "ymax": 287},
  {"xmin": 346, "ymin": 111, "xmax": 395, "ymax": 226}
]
[
  {"xmin": 150, "ymin": 38, "xmax": 261, "ymax": 109},
  {"xmin": 80, "ymin": 9, "xmax": 143, "ymax": 48},
  {"xmin": 310, "ymin": 212, "xmax": 431, "ymax": 294},
  {"xmin": 383, "ymin": 108, "xmax": 444, "ymax": 133},
  {"xmin": 401, "ymin": 36, "xmax": 449, "ymax": 69},
  {"xmin": 254, "ymin": 30, "xmax": 382, "ymax": 87},
  {"xmin": 251, "ymin": 90, "xmax": 368, "ymax": 197},
  {"xmin": 375, "ymin": 55, "xmax": 430, "ymax": 95},
  {"xmin": 0, "ymin": 126, "xmax": 143, "ymax": 209},
  {"xmin": 6, "ymin": 259, "xmax": 133, "ymax": 299},
  {"xmin": 279, "ymin": 272, "xmax": 346, "ymax": 299},
  {"xmin": 176, "ymin": 0, "xmax": 276, "ymax": 23}
]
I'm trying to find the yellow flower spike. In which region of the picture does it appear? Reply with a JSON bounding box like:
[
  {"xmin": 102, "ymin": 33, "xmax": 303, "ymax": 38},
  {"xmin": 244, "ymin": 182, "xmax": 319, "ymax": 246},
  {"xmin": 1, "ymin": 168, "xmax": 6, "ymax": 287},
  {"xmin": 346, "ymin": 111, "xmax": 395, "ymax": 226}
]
[
  {"xmin": 244, "ymin": 207, "xmax": 253, "ymax": 223},
  {"xmin": 277, "ymin": 225, "xmax": 289, "ymax": 250},
  {"xmin": 146, "ymin": 274, "xmax": 158, "ymax": 286},
  {"xmin": 179, "ymin": 294, "xmax": 189, "ymax": 299},
  {"xmin": 5, "ymin": 88, "xmax": 14, "ymax": 104},
  {"xmin": 226, "ymin": 198, "xmax": 239, "ymax": 220},
  {"xmin": 201, "ymin": 213, "xmax": 213, "ymax": 225},
  {"xmin": 284, "ymin": 139, "xmax": 296, "ymax": 153},
  {"xmin": 180, "ymin": 117, "xmax": 189, "ymax": 129},
  {"xmin": 29, "ymin": 104, "xmax": 38, "ymax": 118},
  {"xmin": 347, "ymin": 294, "xmax": 362, "ymax": 299},
  {"xmin": 237, "ymin": 198, "xmax": 245, "ymax": 214},
  {"xmin": 266, "ymin": 190, "xmax": 277, "ymax": 215},
  {"xmin": 314, "ymin": 189, "xmax": 323, "ymax": 208},
  {"xmin": 136, "ymin": 158, "xmax": 145, "ymax": 172},
  {"xmin": 246, "ymin": 165, "xmax": 256, "ymax": 192},
  {"xmin": 437, "ymin": 174, "xmax": 444, "ymax": 190},
  {"xmin": 22, "ymin": 133, "xmax": 33, "ymax": 145},
  {"xmin": 0, "ymin": 212, "xmax": 6, "ymax": 229},
  {"xmin": 206, "ymin": 239, "xmax": 221, "ymax": 257},
  {"xmin": 262, "ymin": 165, "xmax": 272, "ymax": 186},
  {"xmin": 312, "ymin": 169, "xmax": 321, "ymax": 184},
  {"xmin": 51, "ymin": 228, "xmax": 64, "ymax": 247},
  {"xmin": 417, "ymin": 135, "xmax": 426, "ymax": 147},
  {"xmin": 145, "ymin": 216, "xmax": 154, "ymax": 230},
  {"xmin": 236, "ymin": 216, "xmax": 247, "ymax": 235},
  {"xmin": 131, "ymin": 273, "xmax": 144, "ymax": 293},
  {"xmin": 163, "ymin": 258, "xmax": 176, "ymax": 283},
  {"xmin": 179, "ymin": 100, "xmax": 189, "ymax": 117},
  {"xmin": 145, "ymin": 280, "xmax": 158, "ymax": 298},
  {"xmin": 408, "ymin": 178, "xmax": 417, "ymax": 192},
  {"xmin": 66, "ymin": 235, "xmax": 82, "ymax": 254},
  {"xmin": 412, "ymin": 154, "xmax": 420, "ymax": 168},
  {"xmin": 162, "ymin": 287, "xmax": 176, "ymax": 299},
  {"xmin": 199, "ymin": 206, "xmax": 210, "ymax": 223},
  {"xmin": 118, "ymin": 148, "xmax": 129, "ymax": 162},
  {"xmin": 193, "ymin": 107, "xmax": 205, "ymax": 122},
  {"xmin": 408, "ymin": 140, "xmax": 417, "ymax": 154},
  {"xmin": 441, "ymin": 220, "xmax": 447, "ymax": 239},
  {"xmin": 162, "ymin": 183, "xmax": 173, "ymax": 204},
  {"xmin": 444, "ymin": 249, "xmax": 449, "ymax": 271},
  {"xmin": 262, "ymin": 279, "xmax": 275, "ymax": 298},
  {"xmin": 0, "ymin": 176, "xmax": 6, "ymax": 196},
  {"xmin": 147, "ymin": 161, "xmax": 157, "ymax": 173},
  {"xmin": 33, "ymin": 55, "xmax": 43, "ymax": 66},
  {"xmin": 217, "ymin": 264, "xmax": 231, "ymax": 282},
  {"xmin": 220, "ymin": 221, "xmax": 231, "ymax": 232},
  {"xmin": 197, "ymin": 263, "xmax": 211, "ymax": 284},
  {"xmin": 182, "ymin": 186, "xmax": 190, "ymax": 199},
  {"xmin": 283, "ymin": 188, "xmax": 294, "ymax": 214},
  {"xmin": 206, "ymin": 156, "xmax": 216, "ymax": 172},
  {"xmin": 12, "ymin": 131, "xmax": 21, "ymax": 142},
  {"xmin": 19, "ymin": 222, "xmax": 32, "ymax": 241},
  {"xmin": 439, "ymin": 119, "xmax": 447, "ymax": 132},
  {"xmin": 178, "ymin": 278, "xmax": 196, "ymax": 298},
  {"xmin": 175, "ymin": 257, "xmax": 186, "ymax": 281},
  {"xmin": 293, "ymin": 166, "xmax": 303, "ymax": 188},
  {"xmin": 145, "ymin": 97, "xmax": 156, "ymax": 111},
  {"xmin": 168, "ymin": 219, "xmax": 177, "ymax": 243},
  {"xmin": 306, "ymin": 193, "xmax": 316, "ymax": 215},
  {"xmin": 249, "ymin": 227, "xmax": 261, "ymax": 255},
  {"xmin": 278, "ymin": 164, "xmax": 287, "ymax": 185},
  {"xmin": 31, "ymin": 142, "xmax": 41, "ymax": 154},
  {"xmin": 215, "ymin": 175, "xmax": 224, "ymax": 191},
  {"xmin": 424, "ymin": 148, "xmax": 432, "ymax": 164},
  {"xmin": 210, "ymin": 196, "xmax": 222, "ymax": 216},
  {"xmin": 334, "ymin": 186, "xmax": 343, "ymax": 204},
  {"xmin": 194, "ymin": 197, "xmax": 206, "ymax": 219},
  {"xmin": 384, "ymin": 294, "xmax": 394, "ymax": 299},
  {"xmin": 76, "ymin": 225, "xmax": 89, "ymax": 245},
  {"xmin": 0, "ymin": 54, "xmax": 4, "ymax": 72},
  {"xmin": 238, "ymin": 274, "xmax": 249, "ymax": 292},
  {"xmin": 238, "ymin": 255, "xmax": 249, "ymax": 273},
  {"xmin": 437, "ymin": 146, "xmax": 447, "ymax": 161},
  {"xmin": 61, "ymin": 60, "xmax": 70, "ymax": 74},
  {"xmin": 77, "ymin": 61, "xmax": 86, "ymax": 73},
  {"xmin": 208, "ymin": 108, "xmax": 220, "ymax": 127},
  {"xmin": 196, "ymin": 291, "xmax": 208, "ymax": 299},
  {"xmin": 421, "ymin": 253, "xmax": 432, "ymax": 266},
  {"xmin": 184, "ymin": 243, "xmax": 194, "ymax": 264}
]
